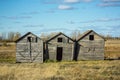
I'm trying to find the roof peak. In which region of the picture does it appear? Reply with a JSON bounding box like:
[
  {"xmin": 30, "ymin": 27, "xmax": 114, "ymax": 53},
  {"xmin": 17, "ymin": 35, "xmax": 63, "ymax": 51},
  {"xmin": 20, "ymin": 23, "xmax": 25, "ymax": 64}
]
[
  {"xmin": 15, "ymin": 32, "xmax": 40, "ymax": 43},
  {"xmin": 46, "ymin": 32, "xmax": 74, "ymax": 42},
  {"xmin": 77, "ymin": 30, "xmax": 104, "ymax": 41}
]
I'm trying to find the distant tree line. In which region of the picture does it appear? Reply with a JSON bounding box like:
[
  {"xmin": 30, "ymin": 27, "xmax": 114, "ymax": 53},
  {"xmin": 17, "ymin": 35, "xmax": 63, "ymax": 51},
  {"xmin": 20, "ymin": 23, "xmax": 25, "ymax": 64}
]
[
  {"xmin": 40, "ymin": 30, "xmax": 82, "ymax": 41},
  {"xmin": 40, "ymin": 30, "xmax": 120, "ymax": 41},
  {"xmin": 101, "ymin": 34, "xmax": 120, "ymax": 40},
  {"xmin": 0, "ymin": 32, "xmax": 21, "ymax": 42},
  {"xmin": 0, "ymin": 30, "xmax": 120, "ymax": 42}
]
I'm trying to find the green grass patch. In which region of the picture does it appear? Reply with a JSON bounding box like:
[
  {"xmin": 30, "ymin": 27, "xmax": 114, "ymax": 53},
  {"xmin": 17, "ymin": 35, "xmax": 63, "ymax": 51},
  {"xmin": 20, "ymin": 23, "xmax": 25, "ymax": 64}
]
[{"xmin": 0, "ymin": 58, "xmax": 15, "ymax": 63}]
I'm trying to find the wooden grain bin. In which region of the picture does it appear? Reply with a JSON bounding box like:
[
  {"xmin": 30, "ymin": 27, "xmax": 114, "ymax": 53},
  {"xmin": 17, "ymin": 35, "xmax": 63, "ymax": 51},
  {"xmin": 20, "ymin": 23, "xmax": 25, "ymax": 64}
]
[
  {"xmin": 45, "ymin": 32, "xmax": 75, "ymax": 61},
  {"xmin": 16, "ymin": 32, "xmax": 43, "ymax": 63},
  {"xmin": 76, "ymin": 30, "xmax": 105, "ymax": 60}
]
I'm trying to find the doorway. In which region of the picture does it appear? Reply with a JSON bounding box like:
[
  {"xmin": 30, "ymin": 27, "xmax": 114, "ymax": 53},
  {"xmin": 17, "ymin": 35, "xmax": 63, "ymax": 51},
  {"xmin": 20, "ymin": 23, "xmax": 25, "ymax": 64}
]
[{"xmin": 56, "ymin": 47, "xmax": 63, "ymax": 61}]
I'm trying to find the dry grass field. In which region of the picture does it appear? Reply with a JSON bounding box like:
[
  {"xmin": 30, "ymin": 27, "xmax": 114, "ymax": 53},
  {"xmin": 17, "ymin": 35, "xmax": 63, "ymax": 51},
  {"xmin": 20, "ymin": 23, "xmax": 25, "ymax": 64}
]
[
  {"xmin": 105, "ymin": 39, "xmax": 120, "ymax": 59},
  {"xmin": 0, "ymin": 40, "xmax": 120, "ymax": 80},
  {"xmin": 0, "ymin": 61, "xmax": 120, "ymax": 80},
  {"xmin": 0, "ymin": 42, "xmax": 16, "ymax": 63}
]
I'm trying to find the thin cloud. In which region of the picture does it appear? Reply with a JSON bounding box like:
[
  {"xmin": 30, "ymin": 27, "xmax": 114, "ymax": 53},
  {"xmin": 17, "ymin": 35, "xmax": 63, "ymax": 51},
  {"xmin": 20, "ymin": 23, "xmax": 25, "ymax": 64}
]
[
  {"xmin": 67, "ymin": 21, "xmax": 76, "ymax": 24},
  {"xmin": 103, "ymin": 0, "xmax": 120, "ymax": 2},
  {"xmin": 67, "ymin": 18, "xmax": 120, "ymax": 24},
  {"xmin": 21, "ymin": 11, "xmax": 40, "ymax": 15},
  {"xmin": 79, "ymin": 18, "xmax": 120, "ymax": 23},
  {"xmin": 58, "ymin": 5, "xmax": 75, "ymax": 10},
  {"xmin": 64, "ymin": 0, "xmax": 80, "ymax": 3},
  {"xmin": 97, "ymin": 18, "xmax": 120, "ymax": 22},
  {"xmin": 99, "ymin": 0, "xmax": 120, "ymax": 7},
  {"xmin": 45, "ymin": 9, "xmax": 56, "ymax": 13},
  {"xmin": 99, "ymin": 3, "xmax": 120, "ymax": 7},
  {"xmin": 42, "ymin": 0, "xmax": 62, "ymax": 4},
  {"xmin": 42, "ymin": 0, "xmax": 92, "ymax": 4},
  {"xmin": 14, "ymin": 21, "xmax": 22, "ymax": 24},
  {"xmin": 64, "ymin": 0, "xmax": 92, "ymax": 3},
  {"xmin": 24, "ymin": 24, "xmax": 44, "ymax": 27},
  {"xmin": 39, "ymin": 28, "xmax": 73, "ymax": 33},
  {"xmin": 1, "ymin": 16, "xmax": 32, "ymax": 20},
  {"xmin": 19, "ymin": 16, "xmax": 32, "ymax": 19},
  {"xmin": 82, "ymin": 0, "xmax": 92, "ymax": 2}
]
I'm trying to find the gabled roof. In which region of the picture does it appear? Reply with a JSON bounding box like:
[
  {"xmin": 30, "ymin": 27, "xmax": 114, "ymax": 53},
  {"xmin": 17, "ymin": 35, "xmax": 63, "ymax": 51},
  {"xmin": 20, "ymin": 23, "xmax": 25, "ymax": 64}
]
[
  {"xmin": 77, "ymin": 30, "xmax": 105, "ymax": 41},
  {"xmin": 15, "ymin": 32, "xmax": 41, "ymax": 43},
  {"xmin": 46, "ymin": 32, "xmax": 74, "ymax": 43}
]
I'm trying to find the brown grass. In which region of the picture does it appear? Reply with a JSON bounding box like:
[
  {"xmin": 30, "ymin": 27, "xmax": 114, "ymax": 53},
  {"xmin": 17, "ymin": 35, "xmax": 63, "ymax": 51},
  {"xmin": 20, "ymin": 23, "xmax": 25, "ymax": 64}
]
[
  {"xmin": 105, "ymin": 39, "xmax": 120, "ymax": 59},
  {"xmin": 0, "ymin": 42, "xmax": 16, "ymax": 63},
  {"xmin": 0, "ymin": 41, "xmax": 120, "ymax": 80},
  {"xmin": 0, "ymin": 61, "xmax": 120, "ymax": 80}
]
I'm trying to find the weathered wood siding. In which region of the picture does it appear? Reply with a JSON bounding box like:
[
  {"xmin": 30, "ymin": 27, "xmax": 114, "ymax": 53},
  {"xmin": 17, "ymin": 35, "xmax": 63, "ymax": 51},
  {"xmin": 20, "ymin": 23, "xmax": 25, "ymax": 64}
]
[
  {"xmin": 77, "ymin": 32, "xmax": 105, "ymax": 60},
  {"xmin": 16, "ymin": 33, "xmax": 43, "ymax": 63},
  {"xmin": 46, "ymin": 34, "xmax": 74, "ymax": 61}
]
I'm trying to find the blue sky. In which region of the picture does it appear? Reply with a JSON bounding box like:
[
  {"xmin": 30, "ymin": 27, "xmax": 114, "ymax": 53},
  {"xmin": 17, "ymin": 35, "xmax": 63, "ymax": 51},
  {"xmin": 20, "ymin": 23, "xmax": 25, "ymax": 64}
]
[{"xmin": 0, "ymin": 0, "xmax": 120, "ymax": 36}]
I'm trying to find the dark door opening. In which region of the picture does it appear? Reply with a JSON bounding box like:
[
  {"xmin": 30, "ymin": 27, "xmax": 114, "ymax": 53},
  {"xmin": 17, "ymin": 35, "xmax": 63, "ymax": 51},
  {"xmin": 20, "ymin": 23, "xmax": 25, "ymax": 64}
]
[{"xmin": 56, "ymin": 47, "xmax": 63, "ymax": 61}]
